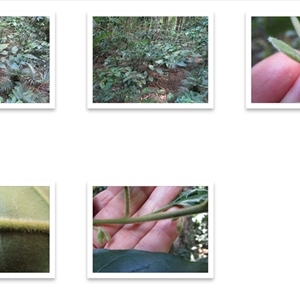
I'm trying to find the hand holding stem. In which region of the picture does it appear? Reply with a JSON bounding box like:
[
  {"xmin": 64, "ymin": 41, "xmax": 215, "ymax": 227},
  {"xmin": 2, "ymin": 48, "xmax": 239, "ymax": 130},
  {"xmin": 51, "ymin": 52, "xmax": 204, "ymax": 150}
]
[{"xmin": 93, "ymin": 186, "xmax": 208, "ymax": 253}]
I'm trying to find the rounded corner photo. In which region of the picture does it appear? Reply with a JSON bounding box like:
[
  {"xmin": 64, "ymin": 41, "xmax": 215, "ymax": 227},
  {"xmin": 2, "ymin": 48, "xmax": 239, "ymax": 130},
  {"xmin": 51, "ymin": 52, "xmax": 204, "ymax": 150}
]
[
  {"xmin": 91, "ymin": 186, "xmax": 212, "ymax": 277},
  {"xmin": 91, "ymin": 17, "xmax": 210, "ymax": 108},
  {"xmin": 251, "ymin": 16, "xmax": 300, "ymax": 106}
]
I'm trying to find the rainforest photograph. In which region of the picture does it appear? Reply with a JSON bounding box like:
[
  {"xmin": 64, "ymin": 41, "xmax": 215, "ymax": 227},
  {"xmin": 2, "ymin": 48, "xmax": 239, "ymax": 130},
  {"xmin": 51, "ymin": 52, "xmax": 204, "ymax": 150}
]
[{"xmin": 93, "ymin": 16, "xmax": 209, "ymax": 104}]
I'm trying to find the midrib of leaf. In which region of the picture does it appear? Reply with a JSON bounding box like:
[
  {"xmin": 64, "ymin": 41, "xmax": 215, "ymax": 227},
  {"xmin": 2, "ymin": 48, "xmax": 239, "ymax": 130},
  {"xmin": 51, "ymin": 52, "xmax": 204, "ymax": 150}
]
[{"xmin": 0, "ymin": 217, "xmax": 49, "ymax": 233}]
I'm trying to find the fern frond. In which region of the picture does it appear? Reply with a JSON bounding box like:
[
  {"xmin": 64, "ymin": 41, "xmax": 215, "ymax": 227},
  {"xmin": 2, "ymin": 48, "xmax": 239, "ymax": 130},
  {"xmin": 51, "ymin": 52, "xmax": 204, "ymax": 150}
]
[{"xmin": 0, "ymin": 77, "xmax": 14, "ymax": 93}]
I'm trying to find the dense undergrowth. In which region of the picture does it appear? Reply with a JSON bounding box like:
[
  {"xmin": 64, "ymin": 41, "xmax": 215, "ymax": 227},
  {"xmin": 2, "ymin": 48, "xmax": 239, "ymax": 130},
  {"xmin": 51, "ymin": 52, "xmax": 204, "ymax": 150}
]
[
  {"xmin": 0, "ymin": 16, "xmax": 50, "ymax": 104},
  {"xmin": 93, "ymin": 17, "xmax": 208, "ymax": 104}
]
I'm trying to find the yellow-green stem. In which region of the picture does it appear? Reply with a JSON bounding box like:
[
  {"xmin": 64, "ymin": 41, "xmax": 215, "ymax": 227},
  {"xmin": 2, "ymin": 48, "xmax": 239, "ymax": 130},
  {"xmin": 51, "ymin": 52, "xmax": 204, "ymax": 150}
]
[
  {"xmin": 93, "ymin": 200, "xmax": 208, "ymax": 225},
  {"xmin": 124, "ymin": 186, "xmax": 130, "ymax": 217}
]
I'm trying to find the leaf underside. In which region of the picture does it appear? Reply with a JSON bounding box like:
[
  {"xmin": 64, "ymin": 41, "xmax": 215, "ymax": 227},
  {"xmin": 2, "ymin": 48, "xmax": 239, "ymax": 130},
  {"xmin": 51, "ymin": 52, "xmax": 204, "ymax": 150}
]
[
  {"xmin": 93, "ymin": 249, "xmax": 208, "ymax": 273},
  {"xmin": 0, "ymin": 186, "xmax": 50, "ymax": 272},
  {"xmin": 0, "ymin": 186, "xmax": 49, "ymax": 231}
]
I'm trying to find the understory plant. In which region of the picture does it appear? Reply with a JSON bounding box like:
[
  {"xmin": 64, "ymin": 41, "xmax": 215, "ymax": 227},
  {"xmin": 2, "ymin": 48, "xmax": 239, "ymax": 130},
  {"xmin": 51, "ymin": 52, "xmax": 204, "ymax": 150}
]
[
  {"xmin": 93, "ymin": 17, "xmax": 208, "ymax": 103},
  {"xmin": 0, "ymin": 16, "xmax": 50, "ymax": 103},
  {"xmin": 93, "ymin": 186, "xmax": 209, "ymax": 273}
]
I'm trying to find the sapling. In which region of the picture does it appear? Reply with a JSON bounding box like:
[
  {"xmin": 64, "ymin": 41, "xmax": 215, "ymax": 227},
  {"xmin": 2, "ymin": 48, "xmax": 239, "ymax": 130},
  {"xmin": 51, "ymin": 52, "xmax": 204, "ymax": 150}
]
[{"xmin": 268, "ymin": 17, "xmax": 300, "ymax": 63}]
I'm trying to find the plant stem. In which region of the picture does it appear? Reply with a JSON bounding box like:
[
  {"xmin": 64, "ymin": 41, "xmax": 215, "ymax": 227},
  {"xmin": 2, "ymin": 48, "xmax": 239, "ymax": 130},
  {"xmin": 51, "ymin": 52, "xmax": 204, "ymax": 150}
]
[
  {"xmin": 93, "ymin": 200, "xmax": 208, "ymax": 225},
  {"xmin": 124, "ymin": 186, "xmax": 130, "ymax": 217}
]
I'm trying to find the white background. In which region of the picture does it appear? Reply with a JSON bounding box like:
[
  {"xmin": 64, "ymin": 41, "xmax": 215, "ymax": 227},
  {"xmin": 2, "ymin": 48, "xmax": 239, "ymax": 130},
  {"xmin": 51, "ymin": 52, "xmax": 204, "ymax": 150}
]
[{"xmin": 1, "ymin": 0, "xmax": 300, "ymax": 299}]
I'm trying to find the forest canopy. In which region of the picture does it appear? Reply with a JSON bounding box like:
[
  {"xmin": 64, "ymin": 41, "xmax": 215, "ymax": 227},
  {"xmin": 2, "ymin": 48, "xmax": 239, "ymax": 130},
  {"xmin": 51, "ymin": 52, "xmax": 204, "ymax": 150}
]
[{"xmin": 93, "ymin": 16, "xmax": 208, "ymax": 104}]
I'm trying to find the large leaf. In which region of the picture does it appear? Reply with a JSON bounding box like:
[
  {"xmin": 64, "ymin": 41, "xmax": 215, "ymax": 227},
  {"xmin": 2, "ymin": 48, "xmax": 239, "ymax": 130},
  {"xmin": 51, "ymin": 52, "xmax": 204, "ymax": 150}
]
[
  {"xmin": 93, "ymin": 249, "xmax": 208, "ymax": 273},
  {"xmin": 154, "ymin": 187, "xmax": 208, "ymax": 214},
  {"xmin": 0, "ymin": 186, "xmax": 49, "ymax": 272},
  {"xmin": 171, "ymin": 187, "xmax": 208, "ymax": 207}
]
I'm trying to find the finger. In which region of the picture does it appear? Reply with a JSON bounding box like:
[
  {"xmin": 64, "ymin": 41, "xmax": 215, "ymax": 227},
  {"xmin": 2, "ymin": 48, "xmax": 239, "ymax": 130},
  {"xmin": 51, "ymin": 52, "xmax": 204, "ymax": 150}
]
[
  {"xmin": 104, "ymin": 186, "xmax": 183, "ymax": 250},
  {"xmin": 93, "ymin": 187, "xmax": 123, "ymax": 217},
  {"xmin": 93, "ymin": 187, "xmax": 155, "ymax": 248},
  {"xmin": 252, "ymin": 52, "xmax": 300, "ymax": 103},
  {"xmin": 281, "ymin": 74, "xmax": 300, "ymax": 102},
  {"xmin": 134, "ymin": 208, "xmax": 184, "ymax": 252},
  {"xmin": 133, "ymin": 186, "xmax": 184, "ymax": 217}
]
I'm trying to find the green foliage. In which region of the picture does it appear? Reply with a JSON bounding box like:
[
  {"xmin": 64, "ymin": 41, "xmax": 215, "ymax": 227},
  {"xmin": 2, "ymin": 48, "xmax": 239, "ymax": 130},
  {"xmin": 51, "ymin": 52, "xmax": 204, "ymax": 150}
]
[
  {"xmin": 93, "ymin": 17, "xmax": 208, "ymax": 103},
  {"xmin": 171, "ymin": 187, "xmax": 208, "ymax": 207},
  {"xmin": 193, "ymin": 213, "xmax": 208, "ymax": 250},
  {"xmin": 93, "ymin": 249, "xmax": 208, "ymax": 272},
  {"xmin": 0, "ymin": 16, "xmax": 50, "ymax": 103},
  {"xmin": 6, "ymin": 84, "xmax": 47, "ymax": 103},
  {"xmin": 0, "ymin": 76, "xmax": 13, "ymax": 93},
  {"xmin": 175, "ymin": 91, "xmax": 207, "ymax": 103},
  {"xmin": 0, "ymin": 186, "xmax": 50, "ymax": 272},
  {"xmin": 94, "ymin": 66, "xmax": 147, "ymax": 102}
]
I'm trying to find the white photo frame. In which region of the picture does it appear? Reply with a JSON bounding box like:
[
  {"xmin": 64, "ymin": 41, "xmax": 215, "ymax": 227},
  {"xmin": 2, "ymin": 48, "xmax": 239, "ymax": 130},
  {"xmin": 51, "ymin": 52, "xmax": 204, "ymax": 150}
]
[
  {"xmin": 87, "ymin": 183, "xmax": 214, "ymax": 279},
  {"xmin": 0, "ymin": 12, "xmax": 55, "ymax": 109},
  {"xmin": 246, "ymin": 12, "xmax": 300, "ymax": 109},
  {"xmin": 87, "ymin": 11, "xmax": 214, "ymax": 109},
  {"xmin": 0, "ymin": 182, "xmax": 55, "ymax": 278}
]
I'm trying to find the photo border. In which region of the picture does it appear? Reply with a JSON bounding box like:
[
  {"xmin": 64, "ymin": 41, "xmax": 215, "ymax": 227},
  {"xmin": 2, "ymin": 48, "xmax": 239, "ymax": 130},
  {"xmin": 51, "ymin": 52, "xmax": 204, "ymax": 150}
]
[
  {"xmin": 246, "ymin": 12, "xmax": 300, "ymax": 109},
  {"xmin": 87, "ymin": 182, "xmax": 214, "ymax": 279},
  {"xmin": 0, "ymin": 12, "xmax": 55, "ymax": 109},
  {"xmin": 87, "ymin": 11, "xmax": 214, "ymax": 109},
  {"xmin": 0, "ymin": 181, "xmax": 56, "ymax": 279}
]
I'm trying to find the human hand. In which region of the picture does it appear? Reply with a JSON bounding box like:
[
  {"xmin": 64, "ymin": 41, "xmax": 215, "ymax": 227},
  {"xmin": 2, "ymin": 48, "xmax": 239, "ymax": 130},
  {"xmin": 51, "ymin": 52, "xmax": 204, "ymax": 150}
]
[
  {"xmin": 93, "ymin": 186, "xmax": 183, "ymax": 252},
  {"xmin": 252, "ymin": 52, "xmax": 300, "ymax": 103}
]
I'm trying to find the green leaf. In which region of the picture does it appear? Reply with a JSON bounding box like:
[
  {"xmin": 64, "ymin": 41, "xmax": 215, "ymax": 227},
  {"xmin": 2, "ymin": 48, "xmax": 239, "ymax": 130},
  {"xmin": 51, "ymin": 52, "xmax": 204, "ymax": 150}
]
[
  {"xmin": 148, "ymin": 64, "xmax": 154, "ymax": 71},
  {"xmin": 171, "ymin": 188, "xmax": 208, "ymax": 207},
  {"xmin": 0, "ymin": 186, "xmax": 50, "ymax": 272},
  {"xmin": 290, "ymin": 17, "xmax": 300, "ymax": 39},
  {"xmin": 176, "ymin": 61, "xmax": 187, "ymax": 67},
  {"xmin": 23, "ymin": 53, "xmax": 39, "ymax": 60},
  {"xmin": 11, "ymin": 46, "xmax": 18, "ymax": 54},
  {"xmin": 153, "ymin": 187, "xmax": 208, "ymax": 214},
  {"xmin": 268, "ymin": 36, "xmax": 300, "ymax": 63},
  {"xmin": 104, "ymin": 81, "xmax": 113, "ymax": 91},
  {"xmin": 93, "ymin": 249, "xmax": 208, "ymax": 273},
  {"xmin": 95, "ymin": 227, "xmax": 111, "ymax": 244},
  {"xmin": 0, "ymin": 44, "xmax": 9, "ymax": 52},
  {"xmin": 155, "ymin": 59, "xmax": 164, "ymax": 65},
  {"xmin": 7, "ymin": 60, "xmax": 19, "ymax": 70}
]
